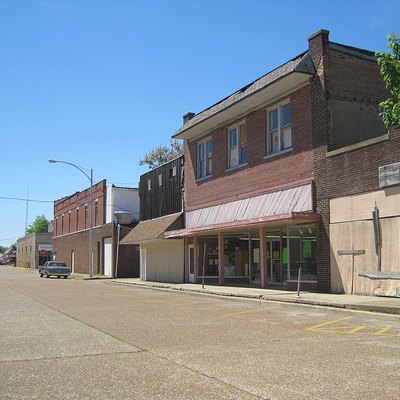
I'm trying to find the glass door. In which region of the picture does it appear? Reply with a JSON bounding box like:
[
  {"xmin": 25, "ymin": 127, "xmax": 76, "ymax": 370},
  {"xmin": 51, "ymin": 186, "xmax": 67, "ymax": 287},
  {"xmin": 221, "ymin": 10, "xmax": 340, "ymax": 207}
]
[
  {"xmin": 188, "ymin": 245, "xmax": 195, "ymax": 283},
  {"xmin": 250, "ymin": 234, "xmax": 260, "ymax": 282},
  {"xmin": 267, "ymin": 239, "xmax": 282, "ymax": 284}
]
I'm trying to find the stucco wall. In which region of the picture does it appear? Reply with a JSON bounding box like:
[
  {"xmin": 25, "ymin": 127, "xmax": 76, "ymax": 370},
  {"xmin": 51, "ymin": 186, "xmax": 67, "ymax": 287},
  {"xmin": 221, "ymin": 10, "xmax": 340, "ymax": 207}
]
[{"xmin": 330, "ymin": 187, "xmax": 400, "ymax": 296}]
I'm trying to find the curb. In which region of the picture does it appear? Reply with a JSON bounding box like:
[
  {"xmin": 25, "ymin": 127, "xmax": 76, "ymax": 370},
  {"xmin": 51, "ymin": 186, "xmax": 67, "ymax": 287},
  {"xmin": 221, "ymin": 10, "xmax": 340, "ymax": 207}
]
[{"xmin": 105, "ymin": 280, "xmax": 400, "ymax": 315}]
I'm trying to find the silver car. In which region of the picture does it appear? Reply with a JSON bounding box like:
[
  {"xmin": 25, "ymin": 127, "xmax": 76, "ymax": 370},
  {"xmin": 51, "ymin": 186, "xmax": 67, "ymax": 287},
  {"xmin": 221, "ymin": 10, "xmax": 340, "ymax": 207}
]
[{"xmin": 39, "ymin": 261, "xmax": 70, "ymax": 279}]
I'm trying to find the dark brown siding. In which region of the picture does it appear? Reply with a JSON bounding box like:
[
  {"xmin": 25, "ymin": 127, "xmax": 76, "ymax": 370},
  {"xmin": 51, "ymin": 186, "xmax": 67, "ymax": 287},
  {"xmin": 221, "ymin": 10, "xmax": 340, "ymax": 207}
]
[{"xmin": 139, "ymin": 156, "xmax": 184, "ymax": 221}]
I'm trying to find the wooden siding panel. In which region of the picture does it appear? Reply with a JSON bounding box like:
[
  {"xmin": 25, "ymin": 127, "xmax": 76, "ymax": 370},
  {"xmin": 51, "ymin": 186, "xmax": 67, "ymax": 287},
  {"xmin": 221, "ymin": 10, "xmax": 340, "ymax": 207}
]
[
  {"xmin": 139, "ymin": 157, "xmax": 184, "ymax": 221},
  {"xmin": 142, "ymin": 239, "xmax": 184, "ymax": 283}
]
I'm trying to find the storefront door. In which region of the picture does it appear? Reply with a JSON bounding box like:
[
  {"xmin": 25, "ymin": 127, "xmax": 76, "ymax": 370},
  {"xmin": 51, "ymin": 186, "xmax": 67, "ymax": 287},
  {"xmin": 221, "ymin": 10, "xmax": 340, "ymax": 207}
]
[
  {"xmin": 188, "ymin": 245, "xmax": 195, "ymax": 283},
  {"xmin": 267, "ymin": 239, "xmax": 284, "ymax": 285}
]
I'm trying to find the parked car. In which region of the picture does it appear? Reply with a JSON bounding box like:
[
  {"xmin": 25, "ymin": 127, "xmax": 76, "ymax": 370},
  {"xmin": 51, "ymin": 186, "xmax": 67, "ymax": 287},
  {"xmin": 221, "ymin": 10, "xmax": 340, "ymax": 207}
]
[{"xmin": 39, "ymin": 261, "xmax": 70, "ymax": 279}]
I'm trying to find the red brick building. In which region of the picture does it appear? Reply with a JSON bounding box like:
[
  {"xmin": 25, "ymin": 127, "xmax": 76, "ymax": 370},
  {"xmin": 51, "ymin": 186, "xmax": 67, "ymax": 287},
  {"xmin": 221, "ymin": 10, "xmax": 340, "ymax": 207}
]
[
  {"xmin": 53, "ymin": 180, "xmax": 140, "ymax": 277},
  {"xmin": 167, "ymin": 29, "xmax": 396, "ymax": 294}
]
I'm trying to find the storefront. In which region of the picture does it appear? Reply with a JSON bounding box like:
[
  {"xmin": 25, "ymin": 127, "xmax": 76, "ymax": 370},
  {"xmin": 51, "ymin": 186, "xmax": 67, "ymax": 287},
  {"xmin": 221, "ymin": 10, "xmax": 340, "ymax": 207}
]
[{"xmin": 183, "ymin": 222, "xmax": 317, "ymax": 288}]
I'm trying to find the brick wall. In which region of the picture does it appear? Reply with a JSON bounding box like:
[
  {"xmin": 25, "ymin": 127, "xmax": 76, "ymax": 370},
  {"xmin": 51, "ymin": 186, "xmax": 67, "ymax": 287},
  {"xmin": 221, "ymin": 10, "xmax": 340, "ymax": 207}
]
[
  {"xmin": 327, "ymin": 49, "xmax": 388, "ymax": 103},
  {"xmin": 308, "ymin": 30, "xmax": 331, "ymax": 292},
  {"xmin": 184, "ymin": 85, "xmax": 314, "ymax": 212},
  {"xmin": 53, "ymin": 222, "xmax": 139, "ymax": 277},
  {"xmin": 309, "ymin": 29, "xmax": 395, "ymax": 292},
  {"xmin": 318, "ymin": 126, "xmax": 400, "ymax": 199},
  {"xmin": 54, "ymin": 179, "xmax": 106, "ymax": 237}
]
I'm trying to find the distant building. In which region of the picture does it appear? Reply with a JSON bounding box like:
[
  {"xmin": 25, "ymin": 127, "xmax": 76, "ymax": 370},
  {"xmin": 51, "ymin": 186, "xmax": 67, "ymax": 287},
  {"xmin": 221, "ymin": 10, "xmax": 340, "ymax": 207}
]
[
  {"xmin": 53, "ymin": 180, "xmax": 140, "ymax": 277},
  {"xmin": 16, "ymin": 232, "xmax": 53, "ymax": 269},
  {"xmin": 1, "ymin": 245, "xmax": 16, "ymax": 266}
]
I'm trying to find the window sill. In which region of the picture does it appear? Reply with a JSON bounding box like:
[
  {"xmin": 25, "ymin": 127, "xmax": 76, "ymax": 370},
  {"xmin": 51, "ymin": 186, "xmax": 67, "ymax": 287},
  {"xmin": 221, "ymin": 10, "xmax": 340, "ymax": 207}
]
[
  {"xmin": 264, "ymin": 147, "xmax": 293, "ymax": 160},
  {"xmin": 225, "ymin": 162, "xmax": 248, "ymax": 173},
  {"xmin": 196, "ymin": 174, "xmax": 213, "ymax": 183}
]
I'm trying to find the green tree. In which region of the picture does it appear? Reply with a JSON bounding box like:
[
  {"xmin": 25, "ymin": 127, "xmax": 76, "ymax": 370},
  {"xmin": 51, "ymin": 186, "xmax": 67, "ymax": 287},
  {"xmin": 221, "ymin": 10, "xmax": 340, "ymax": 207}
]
[
  {"xmin": 26, "ymin": 215, "xmax": 49, "ymax": 235},
  {"xmin": 0, "ymin": 245, "xmax": 6, "ymax": 254},
  {"xmin": 139, "ymin": 139, "xmax": 183, "ymax": 169},
  {"xmin": 376, "ymin": 32, "xmax": 400, "ymax": 127}
]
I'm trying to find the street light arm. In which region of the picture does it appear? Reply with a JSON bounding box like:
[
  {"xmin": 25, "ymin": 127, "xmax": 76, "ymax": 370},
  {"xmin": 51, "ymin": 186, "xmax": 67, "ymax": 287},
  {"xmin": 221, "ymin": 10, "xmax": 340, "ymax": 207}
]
[
  {"xmin": 48, "ymin": 158, "xmax": 94, "ymax": 277},
  {"xmin": 48, "ymin": 159, "xmax": 91, "ymax": 182}
]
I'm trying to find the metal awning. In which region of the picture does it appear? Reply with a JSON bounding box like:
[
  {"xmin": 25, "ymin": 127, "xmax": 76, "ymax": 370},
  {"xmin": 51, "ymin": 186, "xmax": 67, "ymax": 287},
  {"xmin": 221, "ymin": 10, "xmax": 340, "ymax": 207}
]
[
  {"xmin": 120, "ymin": 212, "xmax": 182, "ymax": 244},
  {"xmin": 166, "ymin": 183, "xmax": 318, "ymax": 237}
]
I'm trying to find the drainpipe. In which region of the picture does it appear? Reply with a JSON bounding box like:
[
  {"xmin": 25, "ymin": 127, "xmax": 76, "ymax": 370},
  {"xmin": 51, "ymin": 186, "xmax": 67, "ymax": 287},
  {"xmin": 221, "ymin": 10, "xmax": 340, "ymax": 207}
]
[
  {"xmin": 372, "ymin": 204, "xmax": 381, "ymax": 272},
  {"xmin": 115, "ymin": 222, "xmax": 121, "ymax": 278}
]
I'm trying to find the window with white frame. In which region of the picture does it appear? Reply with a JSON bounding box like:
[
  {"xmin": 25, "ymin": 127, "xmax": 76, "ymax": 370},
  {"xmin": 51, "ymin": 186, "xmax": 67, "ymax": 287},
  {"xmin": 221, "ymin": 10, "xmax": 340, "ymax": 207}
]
[
  {"xmin": 228, "ymin": 122, "xmax": 247, "ymax": 168},
  {"xmin": 197, "ymin": 137, "xmax": 212, "ymax": 178},
  {"xmin": 266, "ymin": 102, "xmax": 292, "ymax": 155}
]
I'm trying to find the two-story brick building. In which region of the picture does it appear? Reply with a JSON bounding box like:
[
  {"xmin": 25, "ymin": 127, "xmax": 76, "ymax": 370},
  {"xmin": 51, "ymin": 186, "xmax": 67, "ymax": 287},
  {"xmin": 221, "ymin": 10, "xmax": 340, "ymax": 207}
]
[
  {"xmin": 165, "ymin": 29, "xmax": 396, "ymax": 294},
  {"xmin": 53, "ymin": 180, "xmax": 140, "ymax": 277}
]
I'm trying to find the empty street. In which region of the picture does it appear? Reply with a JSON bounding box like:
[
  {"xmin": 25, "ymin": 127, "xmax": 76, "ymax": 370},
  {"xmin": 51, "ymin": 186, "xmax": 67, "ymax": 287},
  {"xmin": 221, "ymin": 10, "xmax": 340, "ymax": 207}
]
[{"xmin": 1, "ymin": 267, "xmax": 399, "ymax": 400}]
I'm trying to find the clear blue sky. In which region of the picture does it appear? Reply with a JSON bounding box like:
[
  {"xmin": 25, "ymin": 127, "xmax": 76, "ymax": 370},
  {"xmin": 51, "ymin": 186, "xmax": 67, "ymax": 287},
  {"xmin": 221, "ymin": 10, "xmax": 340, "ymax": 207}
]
[{"xmin": 1, "ymin": 0, "xmax": 399, "ymax": 248}]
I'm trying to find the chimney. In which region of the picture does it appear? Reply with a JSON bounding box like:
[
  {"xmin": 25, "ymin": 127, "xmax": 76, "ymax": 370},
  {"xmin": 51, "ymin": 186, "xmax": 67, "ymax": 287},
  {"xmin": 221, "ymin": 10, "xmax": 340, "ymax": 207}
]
[
  {"xmin": 308, "ymin": 29, "xmax": 330, "ymax": 57},
  {"xmin": 183, "ymin": 112, "xmax": 195, "ymax": 124}
]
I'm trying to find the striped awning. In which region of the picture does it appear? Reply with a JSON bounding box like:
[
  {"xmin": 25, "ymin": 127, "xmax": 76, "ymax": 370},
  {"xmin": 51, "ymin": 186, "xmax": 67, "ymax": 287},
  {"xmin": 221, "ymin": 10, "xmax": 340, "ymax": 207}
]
[{"xmin": 166, "ymin": 183, "xmax": 318, "ymax": 237}]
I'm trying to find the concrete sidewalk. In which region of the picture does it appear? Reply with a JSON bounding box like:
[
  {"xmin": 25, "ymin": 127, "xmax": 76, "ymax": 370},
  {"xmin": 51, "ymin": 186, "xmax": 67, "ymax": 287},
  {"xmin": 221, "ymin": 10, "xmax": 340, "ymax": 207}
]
[{"xmin": 93, "ymin": 276, "xmax": 400, "ymax": 315}]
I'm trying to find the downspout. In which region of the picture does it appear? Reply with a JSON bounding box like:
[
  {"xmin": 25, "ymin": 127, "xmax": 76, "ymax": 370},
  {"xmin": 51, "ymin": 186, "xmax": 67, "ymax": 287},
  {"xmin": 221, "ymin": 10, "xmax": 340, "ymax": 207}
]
[
  {"xmin": 115, "ymin": 223, "xmax": 121, "ymax": 278},
  {"xmin": 372, "ymin": 204, "xmax": 381, "ymax": 272}
]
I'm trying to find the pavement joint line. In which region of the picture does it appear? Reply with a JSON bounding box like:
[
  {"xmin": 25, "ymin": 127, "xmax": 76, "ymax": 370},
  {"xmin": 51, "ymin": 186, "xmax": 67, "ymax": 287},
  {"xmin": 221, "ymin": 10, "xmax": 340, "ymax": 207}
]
[
  {"xmin": 144, "ymin": 351, "xmax": 270, "ymax": 400},
  {"xmin": 0, "ymin": 350, "xmax": 145, "ymax": 365}
]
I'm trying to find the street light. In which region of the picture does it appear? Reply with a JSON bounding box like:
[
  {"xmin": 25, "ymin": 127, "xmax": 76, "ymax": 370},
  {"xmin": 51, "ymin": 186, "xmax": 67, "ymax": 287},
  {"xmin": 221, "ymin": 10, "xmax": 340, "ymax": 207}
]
[{"xmin": 48, "ymin": 159, "xmax": 94, "ymax": 277}]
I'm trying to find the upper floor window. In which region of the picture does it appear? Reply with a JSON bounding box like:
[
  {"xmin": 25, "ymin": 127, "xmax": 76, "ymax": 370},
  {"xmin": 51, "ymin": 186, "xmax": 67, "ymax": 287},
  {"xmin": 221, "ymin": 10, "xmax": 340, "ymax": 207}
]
[
  {"xmin": 267, "ymin": 102, "xmax": 292, "ymax": 156},
  {"xmin": 228, "ymin": 122, "xmax": 247, "ymax": 168},
  {"xmin": 95, "ymin": 200, "xmax": 99, "ymax": 226},
  {"xmin": 84, "ymin": 204, "xmax": 88, "ymax": 229},
  {"xmin": 197, "ymin": 138, "xmax": 212, "ymax": 179}
]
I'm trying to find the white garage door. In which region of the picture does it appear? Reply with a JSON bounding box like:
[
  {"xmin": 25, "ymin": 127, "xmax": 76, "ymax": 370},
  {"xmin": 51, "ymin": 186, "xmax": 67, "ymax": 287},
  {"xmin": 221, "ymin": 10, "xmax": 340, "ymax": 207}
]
[{"xmin": 104, "ymin": 237, "xmax": 112, "ymax": 277}]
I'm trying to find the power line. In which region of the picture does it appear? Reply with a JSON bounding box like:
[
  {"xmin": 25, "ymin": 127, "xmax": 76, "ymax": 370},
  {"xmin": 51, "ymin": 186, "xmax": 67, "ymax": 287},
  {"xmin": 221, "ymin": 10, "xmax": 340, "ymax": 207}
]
[{"xmin": 0, "ymin": 196, "xmax": 53, "ymax": 203}]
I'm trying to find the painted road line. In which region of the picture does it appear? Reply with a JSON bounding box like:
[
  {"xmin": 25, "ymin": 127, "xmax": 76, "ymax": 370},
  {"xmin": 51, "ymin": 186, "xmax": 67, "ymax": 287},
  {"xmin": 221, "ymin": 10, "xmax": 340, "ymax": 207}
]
[{"xmin": 307, "ymin": 317, "xmax": 400, "ymax": 336}]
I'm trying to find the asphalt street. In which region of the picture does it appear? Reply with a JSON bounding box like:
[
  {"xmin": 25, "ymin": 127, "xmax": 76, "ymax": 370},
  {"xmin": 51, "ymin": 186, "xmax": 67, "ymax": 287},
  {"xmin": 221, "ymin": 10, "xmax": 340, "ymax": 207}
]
[{"xmin": 1, "ymin": 267, "xmax": 399, "ymax": 400}]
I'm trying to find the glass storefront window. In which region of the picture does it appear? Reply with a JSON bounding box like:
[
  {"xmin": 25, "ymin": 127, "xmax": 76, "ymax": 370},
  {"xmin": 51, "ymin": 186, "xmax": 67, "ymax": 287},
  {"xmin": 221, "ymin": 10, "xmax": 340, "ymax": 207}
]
[
  {"xmin": 224, "ymin": 235, "xmax": 250, "ymax": 278},
  {"xmin": 288, "ymin": 224, "xmax": 317, "ymax": 281},
  {"xmin": 197, "ymin": 237, "xmax": 219, "ymax": 277}
]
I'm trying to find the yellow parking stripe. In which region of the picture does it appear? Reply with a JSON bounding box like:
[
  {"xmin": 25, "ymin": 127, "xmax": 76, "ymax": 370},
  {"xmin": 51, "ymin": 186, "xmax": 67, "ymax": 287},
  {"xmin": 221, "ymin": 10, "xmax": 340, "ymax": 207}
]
[
  {"xmin": 307, "ymin": 317, "xmax": 352, "ymax": 331},
  {"xmin": 224, "ymin": 308, "xmax": 264, "ymax": 317},
  {"xmin": 307, "ymin": 317, "xmax": 400, "ymax": 336}
]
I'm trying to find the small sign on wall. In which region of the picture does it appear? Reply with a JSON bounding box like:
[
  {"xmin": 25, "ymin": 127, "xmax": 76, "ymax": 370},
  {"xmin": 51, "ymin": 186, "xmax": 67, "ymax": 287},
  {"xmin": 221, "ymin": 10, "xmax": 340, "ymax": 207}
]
[
  {"xmin": 379, "ymin": 162, "xmax": 400, "ymax": 188},
  {"xmin": 38, "ymin": 244, "xmax": 53, "ymax": 251}
]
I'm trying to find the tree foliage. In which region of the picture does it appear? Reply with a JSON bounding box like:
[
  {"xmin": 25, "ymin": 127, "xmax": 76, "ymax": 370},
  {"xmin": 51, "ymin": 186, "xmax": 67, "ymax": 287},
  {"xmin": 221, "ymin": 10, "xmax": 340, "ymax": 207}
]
[
  {"xmin": 139, "ymin": 139, "xmax": 183, "ymax": 169},
  {"xmin": 26, "ymin": 215, "xmax": 49, "ymax": 235},
  {"xmin": 376, "ymin": 32, "xmax": 400, "ymax": 127}
]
